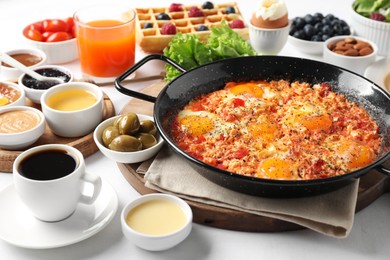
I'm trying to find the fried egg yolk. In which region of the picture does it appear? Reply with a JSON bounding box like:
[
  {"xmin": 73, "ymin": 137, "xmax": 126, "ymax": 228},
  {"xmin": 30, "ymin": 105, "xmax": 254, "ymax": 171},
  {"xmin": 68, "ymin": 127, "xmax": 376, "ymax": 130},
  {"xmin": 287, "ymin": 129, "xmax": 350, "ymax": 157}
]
[
  {"xmin": 178, "ymin": 110, "xmax": 233, "ymax": 138},
  {"xmin": 282, "ymin": 103, "xmax": 332, "ymax": 131},
  {"xmin": 247, "ymin": 116, "xmax": 278, "ymax": 142},
  {"xmin": 328, "ymin": 139, "xmax": 376, "ymax": 170},
  {"xmin": 0, "ymin": 97, "xmax": 9, "ymax": 106},
  {"xmin": 228, "ymin": 83, "xmax": 264, "ymax": 98},
  {"xmin": 257, "ymin": 156, "xmax": 295, "ymax": 180}
]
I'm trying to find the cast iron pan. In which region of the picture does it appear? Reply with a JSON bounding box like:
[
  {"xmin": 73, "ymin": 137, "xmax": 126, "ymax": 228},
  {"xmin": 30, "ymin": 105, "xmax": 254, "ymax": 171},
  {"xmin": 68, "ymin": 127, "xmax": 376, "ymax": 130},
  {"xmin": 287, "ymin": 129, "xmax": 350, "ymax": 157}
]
[{"xmin": 115, "ymin": 54, "xmax": 390, "ymax": 197}]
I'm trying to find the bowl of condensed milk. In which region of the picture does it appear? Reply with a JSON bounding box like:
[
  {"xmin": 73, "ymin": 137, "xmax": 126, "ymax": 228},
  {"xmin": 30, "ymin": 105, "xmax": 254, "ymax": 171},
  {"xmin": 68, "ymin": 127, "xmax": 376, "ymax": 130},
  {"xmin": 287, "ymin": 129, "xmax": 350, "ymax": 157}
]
[{"xmin": 121, "ymin": 193, "xmax": 193, "ymax": 251}]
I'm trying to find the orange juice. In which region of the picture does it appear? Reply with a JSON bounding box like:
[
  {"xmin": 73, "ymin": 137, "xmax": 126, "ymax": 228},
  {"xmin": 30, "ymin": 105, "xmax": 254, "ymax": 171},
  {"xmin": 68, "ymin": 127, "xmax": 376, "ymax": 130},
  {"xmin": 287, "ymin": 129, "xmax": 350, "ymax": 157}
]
[{"xmin": 76, "ymin": 19, "xmax": 135, "ymax": 78}]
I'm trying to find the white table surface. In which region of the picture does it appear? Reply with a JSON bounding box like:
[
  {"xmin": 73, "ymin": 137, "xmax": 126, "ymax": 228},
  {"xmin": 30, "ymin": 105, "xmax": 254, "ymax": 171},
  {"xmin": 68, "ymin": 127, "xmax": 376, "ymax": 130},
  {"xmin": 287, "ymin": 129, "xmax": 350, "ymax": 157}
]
[{"xmin": 1, "ymin": 0, "xmax": 390, "ymax": 259}]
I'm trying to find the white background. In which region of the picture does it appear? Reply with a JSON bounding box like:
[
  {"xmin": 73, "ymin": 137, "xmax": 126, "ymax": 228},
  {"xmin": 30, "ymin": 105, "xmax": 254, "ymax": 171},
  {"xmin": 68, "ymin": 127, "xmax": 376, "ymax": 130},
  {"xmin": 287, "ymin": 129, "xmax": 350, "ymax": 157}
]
[{"xmin": 1, "ymin": 0, "xmax": 390, "ymax": 259}]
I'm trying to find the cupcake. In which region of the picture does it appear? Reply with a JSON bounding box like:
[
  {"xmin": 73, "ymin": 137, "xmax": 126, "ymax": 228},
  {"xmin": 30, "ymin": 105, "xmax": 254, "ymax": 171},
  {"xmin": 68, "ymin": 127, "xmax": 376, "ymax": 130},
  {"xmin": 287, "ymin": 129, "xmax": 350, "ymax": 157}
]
[{"xmin": 251, "ymin": 0, "xmax": 288, "ymax": 29}]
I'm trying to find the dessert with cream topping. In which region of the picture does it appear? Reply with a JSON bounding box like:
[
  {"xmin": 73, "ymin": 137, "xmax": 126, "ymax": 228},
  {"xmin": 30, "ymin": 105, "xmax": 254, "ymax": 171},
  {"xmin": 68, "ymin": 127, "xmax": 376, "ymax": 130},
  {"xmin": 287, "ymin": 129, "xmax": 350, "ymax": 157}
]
[{"xmin": 251, "ymin": 0, "xmax": 288, "ymax": 29}]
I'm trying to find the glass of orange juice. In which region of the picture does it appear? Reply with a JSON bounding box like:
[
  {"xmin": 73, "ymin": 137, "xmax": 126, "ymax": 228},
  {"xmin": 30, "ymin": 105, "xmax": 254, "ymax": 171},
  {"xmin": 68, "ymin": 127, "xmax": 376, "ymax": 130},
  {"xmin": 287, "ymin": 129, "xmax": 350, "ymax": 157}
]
[{"xmin": 73, "ymin": 5, "xmax": 136, "ymax": 83}]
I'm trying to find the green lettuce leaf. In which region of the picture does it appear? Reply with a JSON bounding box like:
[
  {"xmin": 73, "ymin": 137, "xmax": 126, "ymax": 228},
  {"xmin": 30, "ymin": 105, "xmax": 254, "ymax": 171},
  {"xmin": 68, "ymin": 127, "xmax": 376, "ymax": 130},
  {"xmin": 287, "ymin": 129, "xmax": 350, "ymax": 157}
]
[
  {"xmin": 385, "ymin": 8, "xmax": 390, "ymax": 21},
  {"xmin": 207, "ymin": 21, "xmax": 257, "ymax": 59},
  {"xmin": 163, "ymin": 33, "xmax": 201, "ymax": 71},
  {"xmin": 163, "ymin": 33, "xmax": 216, "ymax": 81},
  {"xmin": 353, "ymin": 0, "xmax": 390, "ymax": 17},
  {"xmin": 163, "ymin": 20, "xmax": 256, "ymax": 81}
]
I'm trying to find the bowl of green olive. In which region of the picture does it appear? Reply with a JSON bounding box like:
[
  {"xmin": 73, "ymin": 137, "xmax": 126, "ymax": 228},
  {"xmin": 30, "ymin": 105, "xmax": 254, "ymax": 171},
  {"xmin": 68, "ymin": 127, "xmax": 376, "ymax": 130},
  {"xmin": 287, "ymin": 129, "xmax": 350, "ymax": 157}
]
[{"xmin": 93, "ymin": 112, "xmax": 164, "ymax": 163}]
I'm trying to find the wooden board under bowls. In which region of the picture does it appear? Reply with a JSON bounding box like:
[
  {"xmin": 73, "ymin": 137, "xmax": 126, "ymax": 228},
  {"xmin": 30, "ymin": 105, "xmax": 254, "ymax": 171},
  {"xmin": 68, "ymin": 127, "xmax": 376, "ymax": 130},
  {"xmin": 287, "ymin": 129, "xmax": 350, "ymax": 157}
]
[{"xmin": 0, "ymin": 94, "xmax": 115, "ymax": 173}]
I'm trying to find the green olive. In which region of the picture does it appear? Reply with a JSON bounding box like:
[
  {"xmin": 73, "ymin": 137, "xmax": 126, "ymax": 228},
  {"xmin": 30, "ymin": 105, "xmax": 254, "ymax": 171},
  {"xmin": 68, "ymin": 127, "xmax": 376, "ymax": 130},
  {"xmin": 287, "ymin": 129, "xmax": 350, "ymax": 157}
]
[
  {"xmin": 117, "ymin": 113, "xmax": 140, "ymax": 135},
  {"xmin": 113, "ymin": 116, "xmax": 122, "ymax": 128},
  {"xmin": 108, "ymin": 135, "xmax": 142, "ymax": 152},
  {"xmin": 139, "ymin": 120, "xmax": 157, "ymax": 136},
  {"xmin": 137, "ymin": 133, "xmax": 157, "ymax": 149},
  {"xmin": 102, "ymin": 126, "xmax": 120, "ymax": 147}
]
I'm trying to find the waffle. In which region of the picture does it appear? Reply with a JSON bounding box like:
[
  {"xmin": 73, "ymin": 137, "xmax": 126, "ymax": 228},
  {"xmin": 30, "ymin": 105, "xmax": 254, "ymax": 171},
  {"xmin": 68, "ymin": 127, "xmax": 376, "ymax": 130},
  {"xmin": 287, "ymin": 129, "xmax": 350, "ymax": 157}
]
[{"xmin": 136, "ymin": 2, "xmax": 249, "ymax": 53}]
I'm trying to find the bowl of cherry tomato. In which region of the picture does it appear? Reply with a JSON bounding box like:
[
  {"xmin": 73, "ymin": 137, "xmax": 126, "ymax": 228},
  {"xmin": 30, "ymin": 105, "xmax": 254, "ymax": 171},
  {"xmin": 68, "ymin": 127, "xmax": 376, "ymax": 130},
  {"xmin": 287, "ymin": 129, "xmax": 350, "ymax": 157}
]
[{"xmin": 23, "ymin": 17, "xmax": 78, "ymax": 64}]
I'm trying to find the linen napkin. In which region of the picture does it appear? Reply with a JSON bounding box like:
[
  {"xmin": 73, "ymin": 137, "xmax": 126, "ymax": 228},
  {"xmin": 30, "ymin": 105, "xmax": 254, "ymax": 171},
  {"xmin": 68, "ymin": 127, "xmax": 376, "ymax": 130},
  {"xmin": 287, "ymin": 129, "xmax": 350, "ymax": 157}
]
[{"xmin": 138, "ymin": 146, "xmax": 359, "ymax": 238}]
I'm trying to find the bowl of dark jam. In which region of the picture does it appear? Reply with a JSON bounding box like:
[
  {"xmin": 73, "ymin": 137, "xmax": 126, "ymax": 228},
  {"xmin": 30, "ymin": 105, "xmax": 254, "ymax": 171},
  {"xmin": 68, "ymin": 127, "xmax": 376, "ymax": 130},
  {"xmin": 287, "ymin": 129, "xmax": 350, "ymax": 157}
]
[{"xmin": 18, "ymin": 65, "xmax": 73, "ymax": 104}]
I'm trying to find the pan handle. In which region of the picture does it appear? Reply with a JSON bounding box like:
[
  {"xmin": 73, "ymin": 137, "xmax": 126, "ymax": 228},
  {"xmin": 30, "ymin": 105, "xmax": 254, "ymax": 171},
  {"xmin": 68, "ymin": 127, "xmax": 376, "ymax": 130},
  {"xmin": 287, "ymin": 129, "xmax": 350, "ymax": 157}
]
[
  {"xmin": 375, "ymin": 165, "xmax": 390, "ymax": 176},
  {"xmin": 115, "ymin": 54, "xmax": 187, "ymax": 103}
]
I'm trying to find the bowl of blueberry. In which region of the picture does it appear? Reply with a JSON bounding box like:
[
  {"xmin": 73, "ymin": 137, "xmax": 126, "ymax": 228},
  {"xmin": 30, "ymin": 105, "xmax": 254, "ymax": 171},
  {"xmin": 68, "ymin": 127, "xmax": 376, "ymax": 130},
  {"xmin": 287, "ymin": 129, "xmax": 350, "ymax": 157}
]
[{"xmin": 288, "ymin": 13, "xmax": 351, "ymax": 55}]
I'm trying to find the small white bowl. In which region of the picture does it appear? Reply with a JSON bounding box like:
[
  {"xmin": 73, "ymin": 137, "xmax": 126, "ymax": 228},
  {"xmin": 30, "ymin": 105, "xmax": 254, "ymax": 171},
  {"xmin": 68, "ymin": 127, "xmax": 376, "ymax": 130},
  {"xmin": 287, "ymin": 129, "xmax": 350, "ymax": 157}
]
[
  {"xmin": 23, "ymin": 34, "xmax": 77, "ymax": 65},
  {"xmin": 288, "ymin": 35, "xmax": 324, "ymax": 55},
  {"xmin": 0, "ymin": 81, "xmax": 25, "ymax": 108},
  {"xmin": 41, "ymin": 81, "xmax": 104, "ymax": 138},
  {"xmin": 18, "ymin": 65, "xmax": 73, "ymax": 104},
  {"xmin": 249, "ymin": 21, "xmax": 291, "ymax": 55},
  {"xmin": 93, "ymin": 114, "xmax": 164, "ymax": 164},
  {"xmin": 0, "ymin": 48, "xmax": 46, "ymax": 80},
  {"xmin": 0, "ymin": 106, "xmax": 45, "ymax": 150},
  {"xmin": 350, "ymin": 6, "xmax": 390, "ymax": 56},
  {"xmin": 323, "ymin": 35, "xmax": 377, "ymax": 75},
  {"xmin": 288, "ymin": 27, "xmax": 353, "ymax": 55},
  {"xmin": 364, "ymin": 57, "xmax": 390, "ymax": 92},
  {"xmin": 121, "ymin": 193, "xmax": 192, "ymax": 251}
]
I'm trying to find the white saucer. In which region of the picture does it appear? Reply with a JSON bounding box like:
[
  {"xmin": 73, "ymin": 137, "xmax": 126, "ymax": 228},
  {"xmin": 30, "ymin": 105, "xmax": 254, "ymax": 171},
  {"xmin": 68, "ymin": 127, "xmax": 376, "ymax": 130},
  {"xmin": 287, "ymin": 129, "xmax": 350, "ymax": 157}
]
[
  {"xmin": 364, "ymin": 57, "xmax": 390, "ymax": 92},
  {"xmin": 0, "ymin": 179, "xmax": 118, "ymax": 249}
]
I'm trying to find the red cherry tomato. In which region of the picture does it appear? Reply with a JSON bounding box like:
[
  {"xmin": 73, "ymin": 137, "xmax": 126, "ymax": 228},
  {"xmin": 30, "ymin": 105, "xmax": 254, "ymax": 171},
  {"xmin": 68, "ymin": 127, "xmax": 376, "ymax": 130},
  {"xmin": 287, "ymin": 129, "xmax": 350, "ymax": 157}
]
[
  {"xmin": 42, "ymin": 19, "xmax": 52, "ymax": 31},
  {"xmin": 27, "ymin": 21, "xmax": 43, "ymax": 33},
  {"xmin": 25, "ymin": 18, "xmax": 76, "ymax": 42},
  {"xmin": 46, "ymin": 32, "xmax": 71, "ymax": 42},
  {"xmin": 71, "ymin": 25, "xmax": 77, "ymax": 38},
  {"xmin": 43, "ymin": 19, "xmax": 68, "ymax": 32},
  {"xmin": 24, "ymin": 28, "xmax": 43, "ymax": 41},
  {"xmin": 42, "ymin": 31, "xmax": 54, "ymax": 41},
  {"xmin": 64, "ymin": 17, "xmax": 75, "ymax": 33}
]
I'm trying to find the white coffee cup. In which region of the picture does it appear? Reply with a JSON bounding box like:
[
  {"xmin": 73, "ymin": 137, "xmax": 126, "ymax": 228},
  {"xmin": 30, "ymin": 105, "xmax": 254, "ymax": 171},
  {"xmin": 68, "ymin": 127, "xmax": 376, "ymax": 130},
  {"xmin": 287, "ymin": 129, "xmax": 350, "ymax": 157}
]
[{"xmin": 13, "ymin": 144, "xmax": 102, "ymax": 222}]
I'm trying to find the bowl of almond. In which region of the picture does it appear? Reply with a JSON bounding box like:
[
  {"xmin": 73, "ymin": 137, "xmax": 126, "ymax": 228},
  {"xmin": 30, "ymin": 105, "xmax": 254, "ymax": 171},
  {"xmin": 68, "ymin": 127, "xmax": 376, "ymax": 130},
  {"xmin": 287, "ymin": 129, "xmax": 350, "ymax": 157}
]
[{"xmin": 323, "ymin": 36, "xmax": 377, "ymax": 75}]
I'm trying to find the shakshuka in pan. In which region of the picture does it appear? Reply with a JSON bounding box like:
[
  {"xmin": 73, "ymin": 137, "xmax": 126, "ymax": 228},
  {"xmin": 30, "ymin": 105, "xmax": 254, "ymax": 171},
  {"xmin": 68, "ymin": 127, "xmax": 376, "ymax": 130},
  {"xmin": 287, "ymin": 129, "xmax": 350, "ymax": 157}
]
[{"xmin": 170, "ymin": 80, "xmax": 382, "ymax": 181}]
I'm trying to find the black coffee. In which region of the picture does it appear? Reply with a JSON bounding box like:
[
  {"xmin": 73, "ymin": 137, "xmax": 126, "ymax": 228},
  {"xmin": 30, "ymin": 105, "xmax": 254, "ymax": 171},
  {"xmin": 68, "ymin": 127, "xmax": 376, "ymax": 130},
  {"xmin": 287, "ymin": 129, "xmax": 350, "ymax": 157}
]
[{"xmin": 19, "ymin": 149, "xmax": 77, "ymax": 181}]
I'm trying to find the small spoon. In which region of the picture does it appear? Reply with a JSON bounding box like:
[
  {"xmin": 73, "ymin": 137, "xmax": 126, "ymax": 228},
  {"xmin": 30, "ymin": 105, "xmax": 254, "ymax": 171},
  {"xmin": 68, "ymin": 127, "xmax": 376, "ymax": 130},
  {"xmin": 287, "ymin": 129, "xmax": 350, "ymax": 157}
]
[{"xmin": 0, "ymin": 51, "xmax": 64, "ymax": 84}]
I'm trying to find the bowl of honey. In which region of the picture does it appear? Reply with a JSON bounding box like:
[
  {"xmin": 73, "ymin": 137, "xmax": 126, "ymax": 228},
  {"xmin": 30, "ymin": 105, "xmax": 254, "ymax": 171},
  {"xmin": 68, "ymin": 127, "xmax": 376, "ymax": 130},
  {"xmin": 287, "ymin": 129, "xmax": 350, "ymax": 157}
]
[{"xmin": 40, "ymin": 81, "xmax": 104, "ymax": 137}]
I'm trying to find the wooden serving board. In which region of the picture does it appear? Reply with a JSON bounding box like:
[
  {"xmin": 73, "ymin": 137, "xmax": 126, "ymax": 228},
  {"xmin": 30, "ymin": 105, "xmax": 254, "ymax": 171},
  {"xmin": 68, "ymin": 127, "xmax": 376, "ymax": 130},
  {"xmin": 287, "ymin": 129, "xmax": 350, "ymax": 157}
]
[
  {"xmin": 117, "ymin": 81, "xmax": 390, "ymax": 232},
  {"xmin": 0, "ymin": 94, "xmax": 115, "ymax": 173}
]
